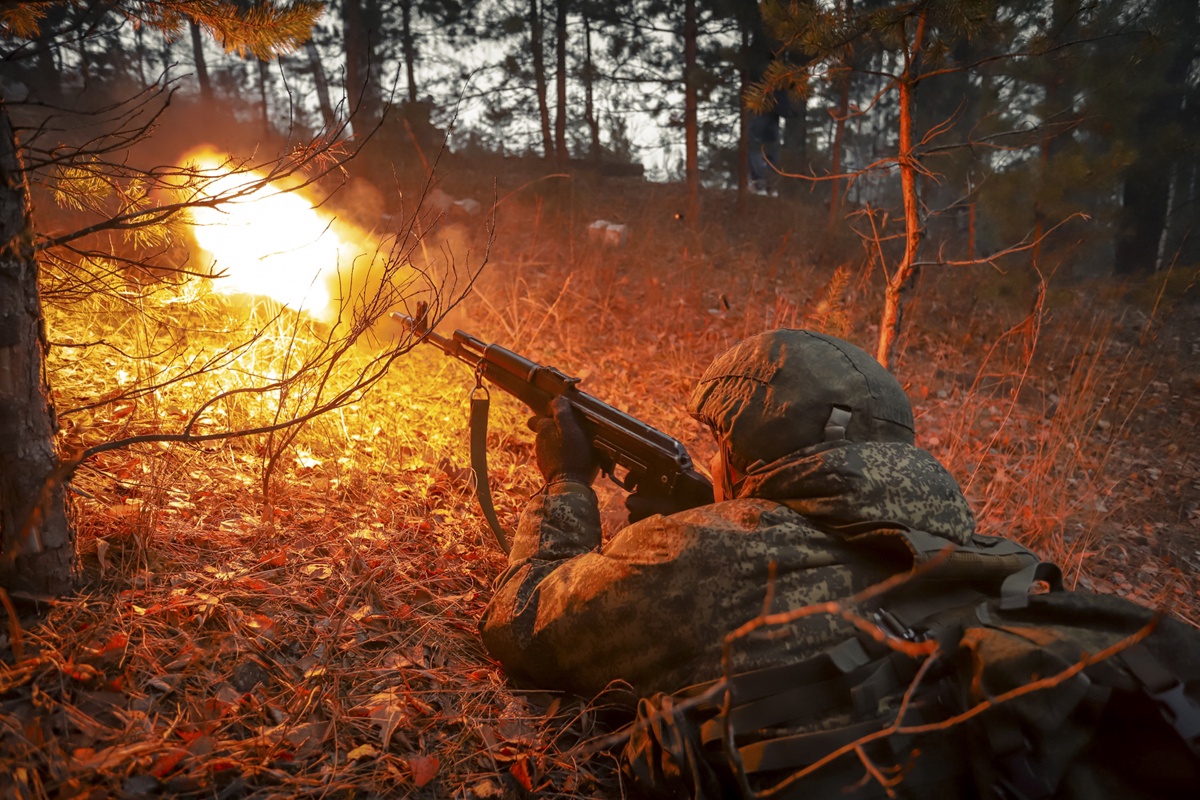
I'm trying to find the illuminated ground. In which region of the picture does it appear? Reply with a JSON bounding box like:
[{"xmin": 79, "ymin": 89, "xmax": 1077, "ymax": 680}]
[{"xmin": 3, "ymin": 181, "xmax": 1198, "ymax": 797}]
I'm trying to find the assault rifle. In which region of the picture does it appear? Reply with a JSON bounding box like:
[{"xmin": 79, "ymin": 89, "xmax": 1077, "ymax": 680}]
[{"xmin": 391, "ymin": 307, "xmax": 714, "ymax": 553}]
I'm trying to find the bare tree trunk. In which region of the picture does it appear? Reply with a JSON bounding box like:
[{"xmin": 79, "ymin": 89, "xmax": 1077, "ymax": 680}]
[
  {"xmin": 876, "ymin": 12, "xmax": 926, "ymax": 369},
  {"xmin": 829, "ymin": 0, "xmax": 853, "ymax": 221},
  {"xmin": 258, "ymin": 58, "xmax": 272, "ymax": 138},
  {"xmin": 344, "ymin": 0, "xmax": 379, "ymax": 131},
  {"xmin": 190, "ymin": 20, "xmax": 213, "ymax": 103},
  {"xmin": 401, "ymin": 0, "xmax": 418, "ymax": 104},
  {"xmin": 583, "ymin": 13, "xmax": 599, "ymax": 161},
  {"xmin": 684, "ymin": 0, "xmax": 699, "ymax": 221},
  {"xmin": 305, "ymin": 40, "xmax": 336, "ymax": 129},
  {"xmin": 0, "ymin": 106, "xmax": 75, "ymax": 596},
  {"xmin": 31, "ymin": 12, "xmax": 63, "ymax": 107},
  {"xmin": 530, "ymin": 0, "xmax": 553, "ymax": 159},
  {"xmin": 135, "ymin": 24, "xmax": 149, "ymax": 86},
  {"xmin": 554, "ymin": 0, "xmax": 568, "ymax": 165},
  {"xmin": 736, "ymin": 19, "xmax": 749, "ymax": 199}
]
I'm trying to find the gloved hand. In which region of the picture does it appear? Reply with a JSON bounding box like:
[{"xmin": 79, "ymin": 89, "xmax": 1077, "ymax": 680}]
[{"xmin": 529, "ymin": 396, "xmax": 597, "ymax": 487}]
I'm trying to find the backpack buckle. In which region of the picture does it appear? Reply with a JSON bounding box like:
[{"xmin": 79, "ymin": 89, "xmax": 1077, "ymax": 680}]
[
  {"xmin": 1148, "ymin": 681, "xmax": 1200, "ymax": 750},
  {"xmin": 874, "ymin": 609, "xmax": 923, "ymax": 642}
]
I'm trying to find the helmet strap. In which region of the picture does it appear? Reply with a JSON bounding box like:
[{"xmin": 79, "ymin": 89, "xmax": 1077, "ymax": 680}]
[{"xmin": 718, "ymin": 440, "xmax": 746, "ymax": 499}]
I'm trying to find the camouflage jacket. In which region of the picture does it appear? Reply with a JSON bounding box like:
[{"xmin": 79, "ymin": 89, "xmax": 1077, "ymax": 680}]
[{"xmin": 478, "ymin": 441, "xmax": 975, "ymax": 702}]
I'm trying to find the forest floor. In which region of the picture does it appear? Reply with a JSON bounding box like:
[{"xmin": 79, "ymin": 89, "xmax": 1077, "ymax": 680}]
[{"xmin": 2, "ymin": 182, "xmax": 1199, "ymax": 799}]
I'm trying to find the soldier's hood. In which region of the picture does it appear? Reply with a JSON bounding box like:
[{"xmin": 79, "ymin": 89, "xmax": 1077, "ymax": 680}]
[{"xmin": 735, "ymin": 441, "xmax": 975, "ymax": 544}]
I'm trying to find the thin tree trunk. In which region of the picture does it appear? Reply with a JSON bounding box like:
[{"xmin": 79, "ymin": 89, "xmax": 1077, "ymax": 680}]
[
  {"xmin": 530, "ymin": 0, "xmax": 553, "ymax": 159},
  {"xmin": 401, "ymin": 0, "xmax": 418, "ymax": 104},
  {"xmin": 31, "ymin": 12, "xmax": 63, "ymax": 107},
  {"xmin": 135, "ymin": 24, "xmax": 149, "ymax": 86},
  {"xmin": 737, "ymin": 19, "xmax": 749, "ymax": 199},
  {"xmin": 344, "ymin": 0, "xmax": 377, "ymax": 131},
  {"xmin": 306, "ymin": 40, "xmax": 336, "ymax": 129},
  {"xmin": 829, "ymin": 76, "xmax": 850, "ymax": 221},
  {"xmin": 877, "ymin": 12, "xmax": 926, "ymax": 369},
  {"xmin": 258, "ymin": 58, "xmax": 271, "ymax": 138},
  {"xmin": 684, "ymin": 0, "xmax": 699, "ymax": 221},
  {"xmin": 780, "ymin": 101, "xmax": 807, "ymax": 198},
  {"xmin": 828, "ymin": 0, "xmax": 852, "ymax": 221},
  {"xmin": 190, "ymin": 20, "xmax": 213, "ymax": 103},
  {"xmin": 554, "ymin": 0, "xmax": 568, "ymax": 165},
  {"xmin": 583, "ymin": 13, "xmax": 599, "ymax": 161},
  {"xmin": 1155, "ymin": 162, "xmax": 1178, "ymax": 272},
  {"xmin": 0, "ymin": 106, "xmax": 75, "ymax": 596}
]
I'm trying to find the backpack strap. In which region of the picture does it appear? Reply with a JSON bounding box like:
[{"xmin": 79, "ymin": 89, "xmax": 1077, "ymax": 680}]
[
  {"xmin": 697, "ymin": 641, "xmax": 921, "ymax": 749},
  {"xmin": 1119, "ymin": 643, "xmax": 1200, "ymax": 757},
  {"xmin": 999, "ymin": 561, "xmax": 1064, "ymax": 609}
]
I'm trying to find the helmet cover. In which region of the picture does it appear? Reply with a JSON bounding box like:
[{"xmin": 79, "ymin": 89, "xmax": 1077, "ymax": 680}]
[{"xmin": 688, "ymin": 329, "xmax": 914, "ymax": 471}]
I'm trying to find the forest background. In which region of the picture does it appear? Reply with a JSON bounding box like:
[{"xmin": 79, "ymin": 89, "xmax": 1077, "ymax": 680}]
[{"xmin": 0, "ymin": 0, "xmax": 1198, "ymax": 797}]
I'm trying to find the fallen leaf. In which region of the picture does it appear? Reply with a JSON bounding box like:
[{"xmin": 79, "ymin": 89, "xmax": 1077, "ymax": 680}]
[
  {"xmin": 285, "ymin": 721, "xmax": 330, "ymax": 757},
  {"xmin": 497, "ymin": 716, "xmax": 539, "ymax": 746},
  {"xmin": 347, "ymin": 743, "xmax": 378, "ymax": 761},
  {"xmin": 150, "ymin": 748, "xmax": 189, "ymax": 778},
  {"xmin": 510, "ymin": 756, "xmax": 534, "ymax": 792},
  {"xmin": 302, "ymin": 563, "xmax": 332, "ymax": 580},
  {"xmin": 470, "ymin": 778, "xmax": 504, "ymax": 798},
  {"xmin": 366, "ymin": 691, "xmax": 408, "ymax": 749},
  {"xmin": 408, "ymin": 754, "xmax": 439, "ymax": 787},
  {"xmin": 236, "ymin": 577, "xmax": 273, "ymax": 592}
]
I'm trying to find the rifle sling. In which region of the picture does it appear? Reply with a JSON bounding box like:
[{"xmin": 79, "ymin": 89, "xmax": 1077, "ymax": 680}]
[{"xmin": 470, "ymin": 391, "xmax": 512, "ymax": 554}]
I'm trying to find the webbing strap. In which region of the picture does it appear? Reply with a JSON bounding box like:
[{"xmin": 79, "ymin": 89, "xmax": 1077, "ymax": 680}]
[
  {"xmin": 999, "ymin": 562, "xmax": 1063, "ymax": 609},
  {"xmin": 1121, "ymin": 644, "xmax": 1200, "ymax": 755},
  {"xmin": 700, "ymin": 675, "xmax": 849, "ymax": 746},
  {"xmin": 469, "ymin": 391, "xmax": 511, "ymax": 554},
  {"xmin": 704, "ymin": 650, "xmax": 917, "ymax": 748},
  {"xmin": 736, "ymin": 717, "xmax": 887, "ymax": 774},
  {"xmin": 718, "ymin": 649, "xmax": 848, "ymax": 707}
]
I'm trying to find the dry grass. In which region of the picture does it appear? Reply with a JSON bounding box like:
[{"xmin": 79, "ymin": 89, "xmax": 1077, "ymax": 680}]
[{"xmin": 2, "ymin": 176, "xmax": 1198, "ymax": 797}]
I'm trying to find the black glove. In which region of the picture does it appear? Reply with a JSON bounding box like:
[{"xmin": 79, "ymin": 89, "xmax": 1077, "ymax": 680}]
[{"xmin": 529, "ymin": 396, "xmax": 597, "ymax": 486}]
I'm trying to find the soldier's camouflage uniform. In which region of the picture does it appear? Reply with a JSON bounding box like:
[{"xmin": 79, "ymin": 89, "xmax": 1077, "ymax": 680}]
[
  {"xmin": 478, "ymin": 440, "xmax": 973, "ymax": 702},
  {"xmin": 479, "ymin": 330, "xmax": 969, "ymax": 702}
]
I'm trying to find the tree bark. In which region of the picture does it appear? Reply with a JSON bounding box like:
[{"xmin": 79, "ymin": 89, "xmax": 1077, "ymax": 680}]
[
  {"xmin": 829, "ymin": 1, "xmax": 853, "ymax": 223},
  {"xmin": 0, "ymin": 105, "xmax": 75, "ymax": 596},
  {"xmin": 306, "ymin": 40, "xmax": 336, "ymax": 129},
  {"xmin": 401, "ymin": 0, "xmax": 418, "ymax": 104},
  {"xmin": 737, "ymin": 19, "xmax": 749, "ymax": 198},
  {"xmin": 258, "ymin": 58, "xmax": 272, "ymax": 138},
  {"xmin": 554, "ymin": 0, "xmax": 569, "ymax": 165},
  {"xmin": 876, "ymin": 11, "xmax": 926, "ymax": 369},
  {"xmin": 190, "ymin": 20, "xmax": 213, "ymax": 103},
  {"xmin": 344, "ymin": 0, "xmax": 380, "ymax": 132},
  {"xmin": 530, "ymin": 0, "xmax": 553, "ymax": 159},
  {"xmin": 582, "ymin": 13, "xmax": 600, "ymax": 161},
  {"xmin": 684, "ymin": 0, "xmax": 699, "ymax": 221}
]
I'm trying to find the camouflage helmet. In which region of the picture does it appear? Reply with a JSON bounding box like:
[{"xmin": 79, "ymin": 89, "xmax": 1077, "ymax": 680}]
[{"xmin": 688, "ymin": 329, "xmax": 915, "ymax": 472}]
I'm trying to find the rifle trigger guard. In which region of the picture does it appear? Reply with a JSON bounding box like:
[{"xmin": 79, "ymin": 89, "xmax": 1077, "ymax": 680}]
[{"xmin": 607, "ymin": 469, "xmax": 635, "ymax": 491}]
